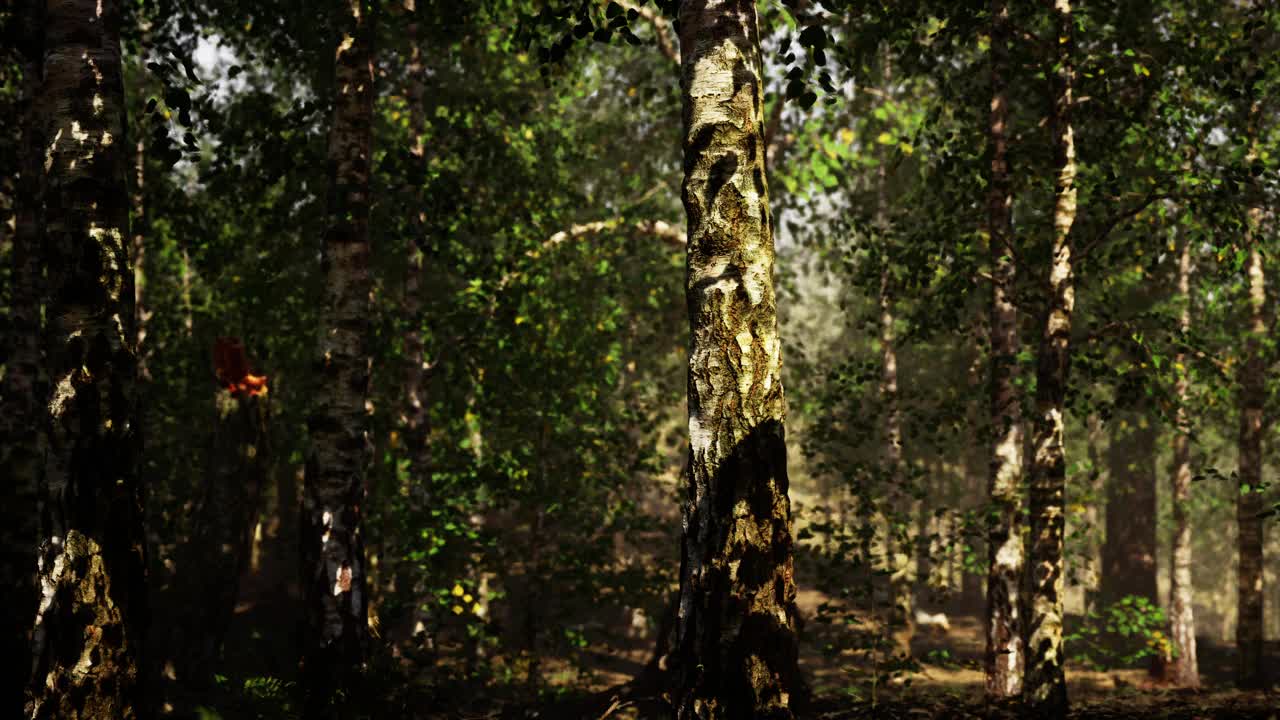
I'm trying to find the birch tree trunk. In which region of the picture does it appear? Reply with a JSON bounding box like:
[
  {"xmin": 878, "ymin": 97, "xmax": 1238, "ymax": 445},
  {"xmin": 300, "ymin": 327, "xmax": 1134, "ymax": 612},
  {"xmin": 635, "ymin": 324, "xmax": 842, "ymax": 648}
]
[
  {"xmin": 984, "ymin": 0, "xmax": 1024, "ymax": 699},
  {"xmin": 301, "ymin": 0, "xmax": 375, "ymax": 709},
  {"xmin": 1163, "ymin": 232, "xmax": 1199, "ymax": 687},
  {"xmin": 2, "ymin": 1, "xmax": 44, "ymax": 714},
  {"xmin": 1235, "ymin": 231, "xmax": 1266, "ymax": 690},
  {"xmin": 1025, "ymin": 0, "xmax": 1076, "ymax": 715},
  {"xmin": 25, "ymin": 0, "xmax": 146, "ymax": 717},
  {"xmin": 673, "ymin": 1, "xmax": 805, "ymax": 716}
]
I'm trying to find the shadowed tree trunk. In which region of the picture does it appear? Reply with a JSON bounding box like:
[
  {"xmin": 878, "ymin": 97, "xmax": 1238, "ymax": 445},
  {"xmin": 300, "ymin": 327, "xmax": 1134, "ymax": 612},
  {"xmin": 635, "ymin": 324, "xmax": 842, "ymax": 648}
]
[
  {"xmin": 1235, "ymin": 232, "xmax": 1266, "ymax": 690},
  {"xmin": 1100, "ymin": 410, "xmax": 1158, "ymax": 609},
  {"xmin": 1162, "ymin": 231, "xmax": 1199, "ymax": 687},
  {"xmin": 301, "ymin": 0, "xmax": 376, "ymax": 711},
  {"xmin": 983, "ymin": 0, "xmax": 1024, "ymax": 700},
  {"xmin": 132, "ymin": 138, "xmax": 150, "ymax": 379},
  {"xmin": 1025, "ymin": 0, "xmax": 1076, "ymax": 716},
  {"xmin": 2, "ymin": 1, "xmax": 44, "ymax": 715},
  {"xmin": 25, "ymin": 0, "xmax": 146, "ymax": 717},
  {"xmin": 672, "ymin": 1, "xmax": 805, "ymax": 716},
  {"xmin": 173, "ymin": 354, "xmax": 271, "ymax": 691}
]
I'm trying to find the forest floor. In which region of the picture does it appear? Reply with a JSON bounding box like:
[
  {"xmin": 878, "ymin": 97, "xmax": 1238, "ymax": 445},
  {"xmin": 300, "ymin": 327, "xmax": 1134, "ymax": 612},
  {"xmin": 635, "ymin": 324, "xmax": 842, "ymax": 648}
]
[
  {"xmin": 506, "ymin": 586, "xmax": 1280, "ymax": 720},
  {"xmin": 205, "ymin": 533, "xmax": 1280, "ymax": 720}
]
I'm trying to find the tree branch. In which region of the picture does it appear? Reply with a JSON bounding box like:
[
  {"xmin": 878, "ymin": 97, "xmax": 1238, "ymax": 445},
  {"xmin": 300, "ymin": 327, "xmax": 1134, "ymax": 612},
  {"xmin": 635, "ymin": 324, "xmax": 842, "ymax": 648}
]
[{"xmin": 615, "ymin": 0, "xmax": 678, "ymax": 64}]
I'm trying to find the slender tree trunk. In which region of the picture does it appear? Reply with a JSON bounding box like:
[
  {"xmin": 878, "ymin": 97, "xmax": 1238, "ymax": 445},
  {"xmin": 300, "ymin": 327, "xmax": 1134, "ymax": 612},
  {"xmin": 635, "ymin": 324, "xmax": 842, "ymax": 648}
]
[
  {"xmin": 395, "ymin": 18, "xmax": 435, "ymax": 654},
  {"xmin": 1025, "ymin": 1, "xmax": 1076, "ymax": 715},
  {"xmin": 984, "ymin": 0, "xmax": 1024, "ymax": 700},
  {"xmin": 25, "ymin": 1, "xmax": 145, "ymax": 717},
  {"xmin": 132, "ymin": 138, "xmax": 149, "ymax": 377},
  {"xmin": 401, "ymin": 31, "xmax": 430, "ymax": 502},
  {"xmin": 673, "ymin": 1, "xmax": 805, "ymax": 716},
  {"xmin": 1235, "ymin": 231, "xmax": 1266, "ymax": 690},
  {"xmin": 1100, "ymin": 410, "xmax": 1159, "ymax": 609},
  {"xmin": 2, "ymin": 2, "xmax": 45, "ymax": 714},
  {"xmin": 1163, "ymin": 233, "xmax": 1199, "ymax": 687},
  {"xmin": 301, "ymin": 0, "xmax": 375, "ymax": 711},
  {"xmin": 175, "ymin": 382, "xmax": 270, "ymax": 689},
  {"xmin": 880, "ymin": 263, "xmax": 914, "ymax": 656},
  {"xmin": 875, "ymin": 48, "xmax": 914, "ymax": 658}
]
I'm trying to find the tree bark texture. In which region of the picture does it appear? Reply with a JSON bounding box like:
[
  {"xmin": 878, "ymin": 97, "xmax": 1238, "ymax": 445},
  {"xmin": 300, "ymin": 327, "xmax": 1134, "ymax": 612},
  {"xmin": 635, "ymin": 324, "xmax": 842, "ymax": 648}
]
[
  {"xmin": 1164, "ymin": 233, "xmax": 1199, "ymax": 688},
  {"xmin": 25, "ymin": 1, "xmax": 146, "ymax": 718},
  {"xmin": 1100, "ymin": 411, "xmax": 1158, "ymax": 608},
  {"xmin": 673, "ymin": 2, "xmax": 804, "ymax": 717},
  {"xmin": 301, "ymin": 0, "xmax": 375, "ymax": 709},
  {"xmin": 1025, "ymin": 1, "xmax": 1075, "ymax": 715},
  {"xmin": 175, "ymin": 389, "xmax": 270, "ymax": 689},
  {"xmin": 984, "ymin": 0, "xmax": 1024, "ymax": 700},
  {"xmin": 2, "ymin": 1, "xmax": 45, "ymax": 715},
  {"xmin": 1235, "ymin": 233, "xmax": 1266, "ymax": 690}
]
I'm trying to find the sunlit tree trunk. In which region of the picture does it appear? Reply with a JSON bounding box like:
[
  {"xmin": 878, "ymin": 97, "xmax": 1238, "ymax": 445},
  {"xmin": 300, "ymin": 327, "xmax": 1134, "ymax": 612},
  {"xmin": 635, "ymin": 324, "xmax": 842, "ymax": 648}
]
[
  {"xmin": 983, "ymin": 0, "xmax": 1024, "ymax": 700},
  {"xmin": 673, "ymin": 1, "xmax": 805, "ymax": 716},
  {"xmin": 1235, "ymin": 229, "xmax": 1266, "ymax": 690},
  {"xmin": 301, "ymin": 0, "xmax": 375, "ymax": 710},
  {"xmin": 2, "ymin": 2, "xmax": 44, "ymax": 714},
  {"xmin": 1025, "ymin": 0, "xmax": 1075, "ymax": 715},
  {"xmin": 1163, "ymin": 232, "xmax": 1199, "ymax": 687},
  {"xmin": 25, "ymin": 0, "xmax": 146, "ymax": 717}
]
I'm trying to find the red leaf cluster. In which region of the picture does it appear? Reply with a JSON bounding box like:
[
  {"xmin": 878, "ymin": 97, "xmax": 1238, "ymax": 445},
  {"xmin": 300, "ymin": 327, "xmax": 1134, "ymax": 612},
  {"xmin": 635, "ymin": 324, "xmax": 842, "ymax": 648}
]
[{"xmin": 214, "ymin": 336, "xmax": 269, "ymax": 397}]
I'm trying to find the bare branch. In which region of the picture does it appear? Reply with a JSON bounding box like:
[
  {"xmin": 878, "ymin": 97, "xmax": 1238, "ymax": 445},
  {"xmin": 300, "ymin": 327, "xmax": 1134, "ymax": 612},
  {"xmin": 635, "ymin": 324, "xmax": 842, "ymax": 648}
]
[{"xmin": 615, "ymin": 0, "xmax": 678, "ymax": 64}]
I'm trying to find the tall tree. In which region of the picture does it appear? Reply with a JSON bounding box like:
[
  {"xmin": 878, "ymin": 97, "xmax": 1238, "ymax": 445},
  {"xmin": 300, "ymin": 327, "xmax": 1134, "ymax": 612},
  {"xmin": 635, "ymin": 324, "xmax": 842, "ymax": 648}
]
[
  {"xmin": 1163, "ymin": 231, "xmax": 1199, "ymax": 688},
  {"xmin": 1025, "ymin": 0, "xmax": 1076, "ymax": 715},
  {"xmin": 1100, "ymin": 409, "xmax": 1158, "ymax": 609},
  {"xmin": 1235, "ymin": 233, "xmax": 1266, "ymax": 690},
  {"xmin": 983, "ymin": 0, "xmax": 1024, "ymax": 700},
  {"xmin": 172, "ymin": 340, "xmax": 271, "ymax": 691},
  {"xmin": 672, "ymin": 1, "xmax": 805, "ymax": 716},
  {"xmin": 875, "ymin": 48, "xmax": 913, "ymax": 660},
  {"xmin": 300, "ymin": 0, "xmax": 376, "ymax": 710},
  {"xmin": 25, "ymin": 0, "xmax": 146, "ymax": 717},
  {"xmin": 1233, "ymin": 3, "xmax": 1267, "ymax": 688},
  {"xmin": 2, "ymin": 0, "xmax": 44, "ymax": 714}
]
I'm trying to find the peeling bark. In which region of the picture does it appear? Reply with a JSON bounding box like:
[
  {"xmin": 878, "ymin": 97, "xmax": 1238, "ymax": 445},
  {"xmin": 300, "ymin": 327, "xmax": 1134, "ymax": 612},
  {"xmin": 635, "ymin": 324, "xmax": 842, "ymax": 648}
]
[
  {"xmin": 1025, "ymin": 0, "xmax": 1075, "ymax": 715},
  {"xmin": 301, "ymin": 0, "xmax": 375, "ymax": 710},
  {"xmin": 25, "ymin": 0, "xmax": 146, "ymax": 717},
  {"xmin": 983, "ymin": 0, "xmax": 1024, "ymax": 700},
  {"xmin": 1235, "ymin": 232, "xmax": 1265, "ymax": 690},
  {"xmin": 673, "ymin": 1, "xmax": 805, "ymax": 717},
  {"xmin": 1163, "ymin": 233, "xmax": 1199, "ymax": 688}
]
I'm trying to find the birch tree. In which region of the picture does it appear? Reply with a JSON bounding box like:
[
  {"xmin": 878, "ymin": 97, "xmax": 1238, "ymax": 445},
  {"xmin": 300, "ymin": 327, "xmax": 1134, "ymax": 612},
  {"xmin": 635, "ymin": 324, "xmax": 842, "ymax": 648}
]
[
  {"xmin": 983, "ymin": 0, "xmax": 1024, "ymax": 699},
  {"xmin": 1025, "ymin": 0, "xmax": 1076, "ymax": 715},
  {"xmin": 25, "ymin": 0, "xmax": 146, "ymax": 717},
  {"xmin": 301, "ymin": 0, "xmax": 376, "ymax": 709},
  {"xmin": 673, "ymin": 1, "xmax": 805, "ymax": 716}
]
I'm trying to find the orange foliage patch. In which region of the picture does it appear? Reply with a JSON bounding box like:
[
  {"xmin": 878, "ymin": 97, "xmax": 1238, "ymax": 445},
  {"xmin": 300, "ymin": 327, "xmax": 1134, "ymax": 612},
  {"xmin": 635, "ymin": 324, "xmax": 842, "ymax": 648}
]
[{"xmin": 214, "ymin": 336, "xmax": 269, "ymax": 397}]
